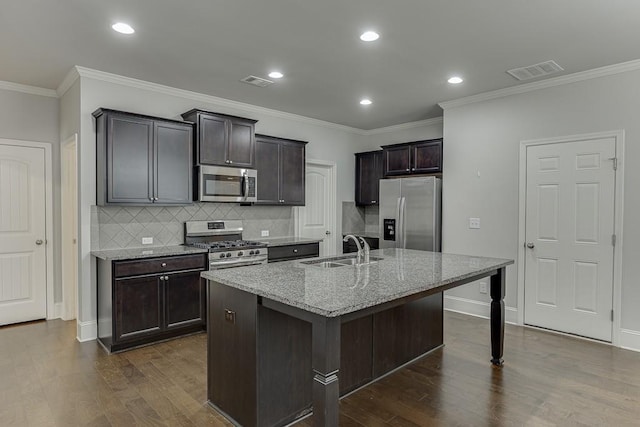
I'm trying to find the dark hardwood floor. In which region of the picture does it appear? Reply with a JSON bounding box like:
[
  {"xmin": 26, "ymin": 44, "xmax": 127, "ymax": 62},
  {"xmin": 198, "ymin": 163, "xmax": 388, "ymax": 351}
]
[{"xmin": 1, "ymin": 312, "xmax": 639, "ymax": 426}]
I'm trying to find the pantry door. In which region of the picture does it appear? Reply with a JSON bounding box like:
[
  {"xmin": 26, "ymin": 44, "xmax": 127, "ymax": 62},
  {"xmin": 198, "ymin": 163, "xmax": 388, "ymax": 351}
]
[
  {"xmin": 0, "ymin": 143, "xmax": 48, "ymax": 325},
  {"xmin": 296, "ymin": 160, "xmax": 337, "ymax": 256},
  {"xmin": 524, "ymin": 136, "xmax": 616, "ymax": 341}
]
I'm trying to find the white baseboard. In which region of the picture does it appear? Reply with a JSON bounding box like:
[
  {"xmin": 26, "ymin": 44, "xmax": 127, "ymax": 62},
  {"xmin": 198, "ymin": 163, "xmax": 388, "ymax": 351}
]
[
  {"xmin": 77, "ymin": 320, "xmax": 97, "ymax": 342},
  {"xmin": 620, "ymin": 329, "xmax": 640, "ymax": 353},
  {"xmin": 444, "ymin": 295, "xmax": 518, "ymax": 325}
]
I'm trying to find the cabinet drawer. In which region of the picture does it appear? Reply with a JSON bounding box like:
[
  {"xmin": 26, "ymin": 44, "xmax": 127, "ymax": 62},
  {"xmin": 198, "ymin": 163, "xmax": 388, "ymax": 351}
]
[
  {"xmin": 268, "ymin": 243, "xmax": 319, "ymax": 262},
  {"xmin": 114, "ymin": 254, "xmax": 207, "ymax": 278}
]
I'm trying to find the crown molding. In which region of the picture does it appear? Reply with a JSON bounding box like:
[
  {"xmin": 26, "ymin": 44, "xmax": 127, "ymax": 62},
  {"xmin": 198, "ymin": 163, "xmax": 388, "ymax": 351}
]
[
  {"xmin": 56, "ymin": 67, "xmax": 81, "ymax": 97},
  {"xmin": 439, "ymin": 58, "xmax": 640, "ymax": 110},
  {"xmin": 75, "ymin": 66, "xmax": 369, "ymax": 135},
  {"xmin": 363, "ymin": 116, "xmax": 443, "ymax": 136},
  {"xmin": 0, "ymin": 80, "xmax": 57, "ymax": 98}
]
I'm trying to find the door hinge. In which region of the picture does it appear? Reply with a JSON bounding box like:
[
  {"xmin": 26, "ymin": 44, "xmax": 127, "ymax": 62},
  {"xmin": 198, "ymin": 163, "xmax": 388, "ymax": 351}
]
[
  {"xmin": 609, "ymin": 157, "xmax": 618, "ymax": 170},
  {"xmin": 611, "ymin": 310, "xmax": 614, "ymax": 322},
  {"xmin": 612, "ymin": 234, "xmax": 617, "ymax": 247}
]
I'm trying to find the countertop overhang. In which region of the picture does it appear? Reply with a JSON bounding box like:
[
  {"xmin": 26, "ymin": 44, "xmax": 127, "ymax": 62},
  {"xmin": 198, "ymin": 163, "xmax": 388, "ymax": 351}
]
[{"xmin": 202, "ymin": 249, "xmax": 513, "ymax": 317}]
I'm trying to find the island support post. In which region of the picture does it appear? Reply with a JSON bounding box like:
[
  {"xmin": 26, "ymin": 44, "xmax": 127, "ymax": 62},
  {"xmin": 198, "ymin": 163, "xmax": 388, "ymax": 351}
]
[{"xmin": 490, "ymin": 266, "xmax": 506, "ymax": 366}]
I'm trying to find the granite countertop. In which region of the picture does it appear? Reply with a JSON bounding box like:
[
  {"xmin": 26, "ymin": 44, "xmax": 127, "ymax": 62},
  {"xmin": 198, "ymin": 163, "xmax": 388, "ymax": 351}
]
[
  {"xmin": 92, "ymin": 245, "xmax": 208, "ymax": 261},
  {"xmin": 202, "ymin": 249, "xmax": 513, "ymax": 317},
  {"xmin": 258, "ymin": 237, "xmax": 323, "ymax": 247},
  {"xmin": 342, "ymin": 232, "xmax": 380, "ymax": 239}
]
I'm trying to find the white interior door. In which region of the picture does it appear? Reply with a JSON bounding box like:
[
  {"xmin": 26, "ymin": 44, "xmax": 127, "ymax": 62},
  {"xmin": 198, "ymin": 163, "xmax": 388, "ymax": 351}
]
[
  {"xmin": 524, "ymin": 137, "xmax": 616, "ymax": 341},
  {"xmin": 296, "ymin": 161, "xmax": 336, "ymax": 256},
  {"xmin": 0, "ymin": 144, "xmax": 48, "ymax": 325}
]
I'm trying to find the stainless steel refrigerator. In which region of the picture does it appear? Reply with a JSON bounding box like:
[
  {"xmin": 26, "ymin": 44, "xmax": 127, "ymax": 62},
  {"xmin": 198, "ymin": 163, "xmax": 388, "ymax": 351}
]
[{"xmin": 379, "ymin": 176, "xmax": 442, "ymax": 251}]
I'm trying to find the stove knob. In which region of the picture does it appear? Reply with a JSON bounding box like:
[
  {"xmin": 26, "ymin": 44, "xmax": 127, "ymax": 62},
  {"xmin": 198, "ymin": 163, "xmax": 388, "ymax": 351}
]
[
  {"xmin": 219, "ymin": 253, "xmax": 225, "ymax": 259},
  {"xmin": 237, "ymin": 251, "xmax": 244, "ymax": 257},
  {"xmin": 249, "ymin": 250, "xmax": 255, "ymax": 255},
  {"xmin": 254, "ymin": 249, "xmax": 260, "ymax": 255},
  {"xmin": 226, "ymin": 253, "xmax": 232, "ymax": 258}
]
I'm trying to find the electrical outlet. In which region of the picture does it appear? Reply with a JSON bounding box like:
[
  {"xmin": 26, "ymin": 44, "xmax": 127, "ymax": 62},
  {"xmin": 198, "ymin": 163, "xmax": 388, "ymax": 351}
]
[
  {"xmin": 142, "ymin": 237, "xmax": 153, "ymax": 245},
  {"xmin": 261, "ymin": 230, "xmax": 269, "ymax": 237},
  {"xmin": 469, "ymin": 218, "xmax": 481, "ymax": 229},
  {"xmin": 479, "ymin": 281, "xmax": 488, "ymax": 294}
]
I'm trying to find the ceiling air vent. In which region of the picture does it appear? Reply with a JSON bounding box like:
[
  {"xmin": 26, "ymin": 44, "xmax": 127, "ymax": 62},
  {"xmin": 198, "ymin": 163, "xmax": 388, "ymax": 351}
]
[
  {"xmin": 240, "ymin": 75, "xmax": 274, "ymax": 87},
  {"xmin": 506, "ymin": 60, "xmax": 564, "ymax": 81}
]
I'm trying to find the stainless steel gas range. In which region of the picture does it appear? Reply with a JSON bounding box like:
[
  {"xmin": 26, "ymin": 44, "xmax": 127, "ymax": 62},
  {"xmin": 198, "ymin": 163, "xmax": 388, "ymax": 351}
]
[{"xmin": 184, "ymin": 220, "xmax": 268, "ymax": 270}]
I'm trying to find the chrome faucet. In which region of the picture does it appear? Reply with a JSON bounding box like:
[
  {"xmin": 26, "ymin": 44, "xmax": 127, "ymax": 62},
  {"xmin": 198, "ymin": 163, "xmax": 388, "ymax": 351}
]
[
  {"xmin": 343, "ymin": 235, "xmax": 371, "ymax": 264},
  {"xmin": 358, "ymin": 237, "xmax": 370, "ymax": 264},
  {"xmin": 343, "ymin": 235, "xmax": 363, "ymax": 262}
]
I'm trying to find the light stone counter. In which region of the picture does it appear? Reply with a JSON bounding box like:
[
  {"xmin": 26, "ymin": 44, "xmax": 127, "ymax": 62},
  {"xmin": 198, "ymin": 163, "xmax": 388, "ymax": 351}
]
[
  {"xmin": 202, "ymin": 248, "xmax": 513, "ymax": 317},
  {"xmin": 92, "ymin": 245, "xmax": 208, "ymax": 261}
]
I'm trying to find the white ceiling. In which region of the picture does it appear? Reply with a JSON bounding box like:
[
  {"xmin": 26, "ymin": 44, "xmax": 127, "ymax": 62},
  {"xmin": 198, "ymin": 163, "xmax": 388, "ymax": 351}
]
[{"xmin": 2, "ymin": 0, "xmax": 640, "ymax": 129}]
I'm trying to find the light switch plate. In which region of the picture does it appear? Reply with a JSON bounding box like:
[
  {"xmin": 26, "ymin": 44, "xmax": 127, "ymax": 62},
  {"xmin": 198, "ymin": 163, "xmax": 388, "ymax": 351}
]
[
  {"xmin": 142, "ymin": 237, "xmax": 153, "ymax": 245},
  {"xmin": 261, "ymin": 230, "xmax": 269, "ymax": 237},
  {"xmin": 469, "ymin": 218, "xmax": 481, "ymax": 229},
  {"xmin": 479, "ymin": 281, "xmax": 487, "ymax": 294}
]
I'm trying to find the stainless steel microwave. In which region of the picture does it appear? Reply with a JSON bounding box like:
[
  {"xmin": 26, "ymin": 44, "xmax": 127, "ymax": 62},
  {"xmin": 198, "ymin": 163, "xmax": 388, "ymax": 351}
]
[{"xmin": 197, "ymin": 165, "xmax": 257, "ymax": 203}]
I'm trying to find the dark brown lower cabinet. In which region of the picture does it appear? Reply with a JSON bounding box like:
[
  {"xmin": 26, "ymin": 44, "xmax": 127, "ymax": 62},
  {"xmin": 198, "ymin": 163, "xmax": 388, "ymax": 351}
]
[
  {"xmin": 207, "ymin": 282, "xmax": 443, "ymax": 426},
  {"xmin": 114, "ymin": 276, "xmax": 163, "ymax": 342},
  {"xmin": 98, "ymin": 253, "xmax": 207, "ymax": 352}
]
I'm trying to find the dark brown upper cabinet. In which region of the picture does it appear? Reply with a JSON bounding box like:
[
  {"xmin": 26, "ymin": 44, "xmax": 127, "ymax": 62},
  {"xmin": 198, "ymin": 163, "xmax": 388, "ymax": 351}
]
[
  {"xmin": 381, "ymin": 138, "xmax": 443, "ymax": 177},
  {"xmin": 255, "ymin": 134, "xmax": 307, "ymax": 206},
  {"xmin": 93, "ymin": 108, "xmax": 193, "ymax": 206},
  {"xmin": 181, "ymin": 109, "xmax": 257, "ymax": 168},
  {"xmin": 355, "ymin": 150, "xmax": 383, "ymax": 206}
]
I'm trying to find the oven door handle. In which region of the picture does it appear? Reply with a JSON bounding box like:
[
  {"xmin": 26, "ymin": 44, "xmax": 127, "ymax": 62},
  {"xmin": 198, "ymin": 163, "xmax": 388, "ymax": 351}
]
[{"xmin": 210, "ymin": 255, "xmax": 268, "ymax": 269}]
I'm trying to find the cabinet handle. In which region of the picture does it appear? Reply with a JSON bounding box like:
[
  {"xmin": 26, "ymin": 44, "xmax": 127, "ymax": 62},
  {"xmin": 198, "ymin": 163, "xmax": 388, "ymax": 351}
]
[
  {"xmin": 161, "ymin": 262, "xmax": 167, "ymax": 267},
  {"xmin": 411, "ymin": 168, "xmax": 415, "ymax": 171},
  {"xmin": 159, "ymin": 276, "xmax": 165, "ymax": 281},
  {"xmin": 371, "ymin": 201, "xmax": 377, "ymax": 204},
  {"xmin": 165, "ymin": 276, "xmax": 169, "ymax": 281},
  {"xmin": 293, "ymin": 249, "xmax": 298, "ymax": 253},
  {"xmin": 406, "ymin": 168, "xmax": 410, "ymax": 172}
]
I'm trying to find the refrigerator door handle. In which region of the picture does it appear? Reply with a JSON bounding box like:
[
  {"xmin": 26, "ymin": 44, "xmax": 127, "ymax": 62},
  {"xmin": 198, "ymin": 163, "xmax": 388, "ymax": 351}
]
[
  {"xmin": 400, "ymin": 197, "xmax": 407, "ymax": 249},
  {"xmin": 396, "ymin": 197, "xmax": 402, "ymax": 248}
]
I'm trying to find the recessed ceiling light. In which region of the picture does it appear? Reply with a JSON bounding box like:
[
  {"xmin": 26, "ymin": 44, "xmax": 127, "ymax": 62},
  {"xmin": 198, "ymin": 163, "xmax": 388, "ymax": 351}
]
[
  {"xmin": 448, "ymin": 76, "xmax": 463, "ymax": 84},
  {"xmin": 360, "ymin": 31, "xmax": 379, "ymax": 42},
  {"xmin": 268, "ymin": 71, "xmax": 284, "ymax": 79},
  {"xmin": 112, "ymin": 22, "xmax": 135, "ymax": 35},
  {"xmin": 360, "ymin": 98, "xmax": 372, "ymax": 105}
]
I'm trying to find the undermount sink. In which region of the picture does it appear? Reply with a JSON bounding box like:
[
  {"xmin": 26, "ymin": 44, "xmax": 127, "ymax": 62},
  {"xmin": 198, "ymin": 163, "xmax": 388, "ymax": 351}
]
[{"xmin": 301, "ymin": 255, "xmax": 383, "ymax": 268}]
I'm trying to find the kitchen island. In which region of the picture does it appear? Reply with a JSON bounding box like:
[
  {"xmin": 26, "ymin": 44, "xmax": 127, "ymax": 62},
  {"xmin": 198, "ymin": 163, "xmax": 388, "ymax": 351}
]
[{"xmin": 202, "ymin": 249, "xmax": 513, "ymax": 427}]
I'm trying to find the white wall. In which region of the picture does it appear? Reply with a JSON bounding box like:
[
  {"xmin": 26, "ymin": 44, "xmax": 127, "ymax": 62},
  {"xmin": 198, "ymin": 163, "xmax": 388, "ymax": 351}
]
[
  {"xmin": 442, "ymin": 69, "xmax": 640, "ymax": 334},
  {"xmin": 355, "ymin": 119, "xmax": 444, "ymax": 154},
  {"xmin": 0, "ymin": 88, "xmax": 61, "ymax": 302},
  {"xmin": 73, "ymin": 72, "xmax": 363, "ymax": 336}
]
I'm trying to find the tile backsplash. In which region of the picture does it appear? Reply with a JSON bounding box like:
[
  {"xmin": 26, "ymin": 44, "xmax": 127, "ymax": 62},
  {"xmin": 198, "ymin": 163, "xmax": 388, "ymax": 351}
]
[
  {"xmin": 91, "ymin": 203, "xmax": 293, "ymax": 250},
  {"xmin": 341, "ymin": 201, "xmax": 365, "ymax": 234},
  {"xmin": 365, "ymin": 205, "xmax": 379, "ymax": 234}
]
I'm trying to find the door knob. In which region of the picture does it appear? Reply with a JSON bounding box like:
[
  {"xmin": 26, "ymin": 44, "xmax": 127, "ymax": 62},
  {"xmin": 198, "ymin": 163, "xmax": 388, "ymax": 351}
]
[
  {"xmin": 36, "ymin": 239, "xmax": 44, "ymax": 245},
  {"xmin": 325, "ymin": 231, "xmax": 331, "ymax": 235},
  {"xmin": 525, "ymin": 242, "xmax": 535, "ymax": 249}
]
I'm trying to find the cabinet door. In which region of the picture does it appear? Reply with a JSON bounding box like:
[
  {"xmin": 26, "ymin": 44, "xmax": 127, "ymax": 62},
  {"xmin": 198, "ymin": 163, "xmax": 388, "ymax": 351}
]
[
  {"xmin": 383, "ymin": 145, "xmax": 411, "ymax": 176},
  {"xmin": 199, "ymin": 115, "xmax": 228, "ymax": 165},
  {"xmin": 279, "ymin": 142, "xmax": 305, "ymax": 205},
  {"xmin": 165, "ymin": 271, "xmax": 205, "ymax": 330},
  {"xmin": 412, "ymin": 140, "xmax": 442, "ymax": 173},
  {"xmin": 114, "ymin": 276, "xmax": 163, "ymax": 342},
  {"xmin": 255, "ymin": 136, "xmax": 281, "ymax": 204},
  {"xmin": 227, "ymin": 118, "xmax": 256, "ymax": 168},
  {"xmin": 356, "ymin": 151, "xmax": 383, "ymax": 205},
  {"xmin": 107, "ymin": 114, "xmax": 154, "ymax": 203},
  {"xmin": 155, "ymin": 121, "xmax": 193, "ymax": 204}
]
